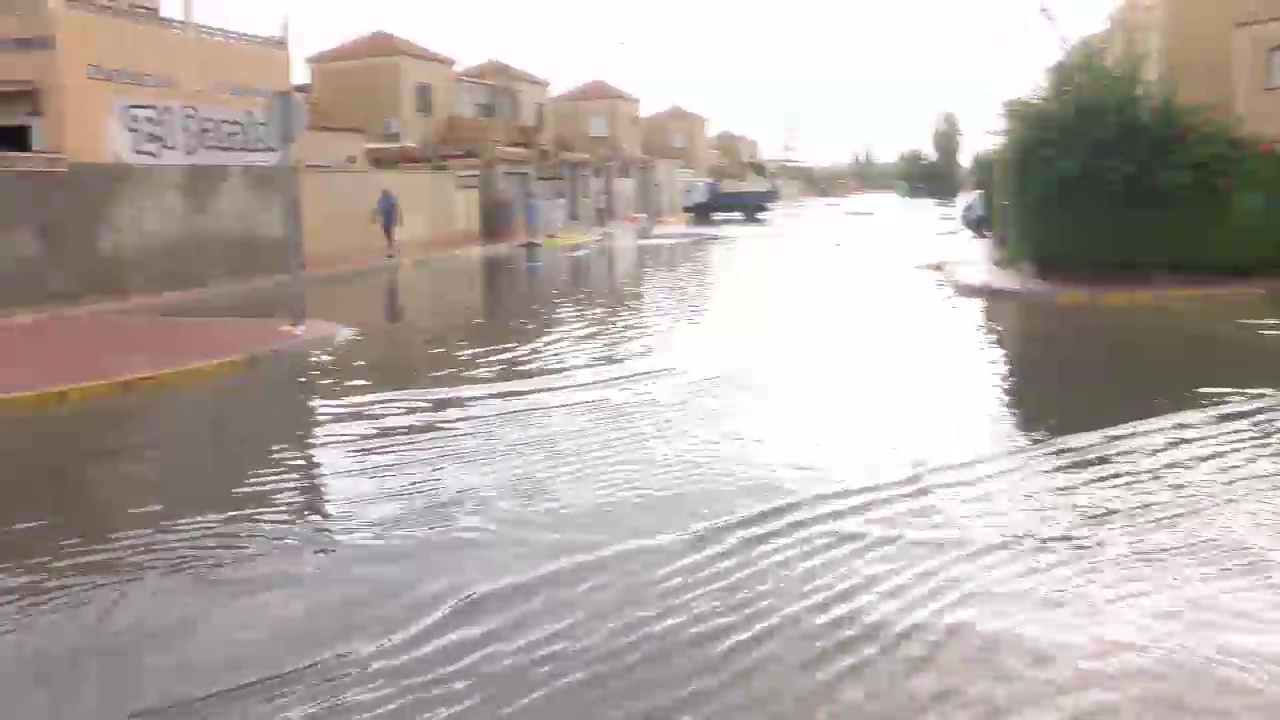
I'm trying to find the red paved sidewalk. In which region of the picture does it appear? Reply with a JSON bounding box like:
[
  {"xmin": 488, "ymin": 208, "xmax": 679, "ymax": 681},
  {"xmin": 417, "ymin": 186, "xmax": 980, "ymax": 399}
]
[{"xmin": 0, "ymin": 314, "xmax": 339, "ymax": 400}]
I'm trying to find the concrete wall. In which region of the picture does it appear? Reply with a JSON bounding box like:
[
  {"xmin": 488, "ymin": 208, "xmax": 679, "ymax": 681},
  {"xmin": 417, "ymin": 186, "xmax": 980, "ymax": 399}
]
[
  {"xmin": 0, "ymin": 163, "xmax": 296, "ymax": 309},
  {"xmin": 291, "ymin": 128, "xmax": 367, "ymax": 169},
  {"xmin": 299, "ymin": 168, "xmax": 478, "ymax": 270}
]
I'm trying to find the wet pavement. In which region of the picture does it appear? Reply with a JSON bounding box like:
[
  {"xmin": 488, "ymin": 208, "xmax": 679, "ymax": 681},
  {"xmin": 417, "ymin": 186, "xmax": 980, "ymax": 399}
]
[{"xmin": 7, "ymin": 196, "xmax": 1280, "ymax": 718}]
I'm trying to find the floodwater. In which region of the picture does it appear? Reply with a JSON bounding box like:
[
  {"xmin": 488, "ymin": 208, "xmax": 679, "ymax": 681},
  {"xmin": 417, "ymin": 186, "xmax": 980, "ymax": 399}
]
[{"xmin": 8, "ymin": 196, "xmax": 1280, "ymax": 718}]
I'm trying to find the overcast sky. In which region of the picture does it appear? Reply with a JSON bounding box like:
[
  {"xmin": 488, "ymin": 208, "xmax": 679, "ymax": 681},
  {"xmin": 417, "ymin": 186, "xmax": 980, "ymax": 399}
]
[{"xmin": 164, "ymin": 0, "xmax": 1117, "ymax": 164}]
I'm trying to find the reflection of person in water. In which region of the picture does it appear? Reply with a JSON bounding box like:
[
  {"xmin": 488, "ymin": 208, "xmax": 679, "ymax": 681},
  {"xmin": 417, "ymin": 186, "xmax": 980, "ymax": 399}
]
[{"xmin": 383, "ymin": 269, "xmax": 404, "ymax": 325}]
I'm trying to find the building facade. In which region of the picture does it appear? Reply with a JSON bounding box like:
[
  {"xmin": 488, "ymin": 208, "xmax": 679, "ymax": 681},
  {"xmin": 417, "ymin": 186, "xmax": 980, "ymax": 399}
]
[
  {"xmin": 307, "ymin": 34, "xmax": 558, "ymax": 167},
  {"xmin": 306, "ymin": 31, "xmax": 457, "ymax": 153},
  {"xmin": 458, "ymin": 59, "xmax": 553, "ymax": 151},
  {"xmin": 1107, "ymin": 0, "xmax": 1280, "ymax": 139},
  {"xmin": 640, "ymin": 105, "xmax": 708, "ymax": 176},
  {"xmin": 0, "ymin": 0, "xmax": 290, "ymax": 164},
  {"xmin": 1232, "ymin": 0, "xmax": 1280, "ymax": 140},
  {"xmin": 549, "ymin": 80, "xmax": 642, "ymax": 162}
]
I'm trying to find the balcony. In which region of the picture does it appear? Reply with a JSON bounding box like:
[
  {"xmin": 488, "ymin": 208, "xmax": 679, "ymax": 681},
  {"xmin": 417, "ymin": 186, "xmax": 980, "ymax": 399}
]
[
  {"xmin": 0, "ymin": 152, "xmax": 66, "ymax": 171},
  {"xmin": 439, "ymin": 116, "xmax": 546, "ymax": 153},
  {"xmin": 440, "ymin": 116, "xmax": 507, "ymax": 149}
]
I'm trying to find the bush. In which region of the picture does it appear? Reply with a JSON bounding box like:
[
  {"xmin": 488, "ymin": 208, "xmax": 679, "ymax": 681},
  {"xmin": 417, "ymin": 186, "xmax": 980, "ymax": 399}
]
[{"xmin": 1002, "ymin": 42, "xmax": 1280, "ymax": 275}]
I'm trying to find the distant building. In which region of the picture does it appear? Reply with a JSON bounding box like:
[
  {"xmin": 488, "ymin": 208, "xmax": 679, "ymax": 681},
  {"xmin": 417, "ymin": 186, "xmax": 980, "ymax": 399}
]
[
  {"xmin": 549, "ymin": 80, "xmax": 643, "ymax": 162},
  {"xmin": 0, "ymin": 0, "xmax": 290, "ymax": 164},
  {"xmin": 709, "ymin": 131, "xmax": 760, "ymax": 180},
  {"xmin": 640, "ymin": 106, "xmax": 709, "ymax": 176}
]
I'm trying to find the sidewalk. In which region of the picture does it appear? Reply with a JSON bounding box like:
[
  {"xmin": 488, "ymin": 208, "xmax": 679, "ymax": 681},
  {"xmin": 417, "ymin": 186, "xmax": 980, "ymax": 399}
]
[
  {"xmin": 0, "ymin": 215, "xmax": 667, "ymax": 407},
  {"xmin": 0, "ymin": 315, "xmax": 340, "ymax": 408},
  {"xmin": 938, "ymin": 241, "xmax": 1272, "ymax": 305}
]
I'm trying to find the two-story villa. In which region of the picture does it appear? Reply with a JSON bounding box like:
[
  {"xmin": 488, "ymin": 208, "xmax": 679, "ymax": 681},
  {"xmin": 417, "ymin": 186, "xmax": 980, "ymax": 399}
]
[{"xmin": 641, "ymin": 105, "xmax": 708, "ymax": 176}]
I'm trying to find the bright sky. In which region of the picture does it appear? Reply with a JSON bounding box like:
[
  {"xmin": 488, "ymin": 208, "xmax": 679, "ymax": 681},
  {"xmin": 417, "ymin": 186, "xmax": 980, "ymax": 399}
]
[{"xmin": 163, "ymin": 0, "xmax": 1118, "ymax": 164}]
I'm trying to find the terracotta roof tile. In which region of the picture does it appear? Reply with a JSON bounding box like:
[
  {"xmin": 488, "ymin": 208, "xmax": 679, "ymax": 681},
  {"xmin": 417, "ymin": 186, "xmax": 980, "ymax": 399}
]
[
  {"xmin": 653, "ymin": 105, "xmax": 703, "ymax": 119},
  {"xmin": 553, "ymin": 80, "xmax": 637, "ymax": 102},
  {"xmin": 460, "ymin": 59, "xmax": 549, "ymax": 87},
  {"xmin": 308, "ymin": 31, "xmax": 454, "ymax": 67}
]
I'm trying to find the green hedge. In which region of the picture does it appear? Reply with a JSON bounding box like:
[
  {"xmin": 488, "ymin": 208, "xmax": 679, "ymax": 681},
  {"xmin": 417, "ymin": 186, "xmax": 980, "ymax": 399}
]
[{"xmin": 1001, "ymin": 43, "xmax": 1280, "ymax": 275}]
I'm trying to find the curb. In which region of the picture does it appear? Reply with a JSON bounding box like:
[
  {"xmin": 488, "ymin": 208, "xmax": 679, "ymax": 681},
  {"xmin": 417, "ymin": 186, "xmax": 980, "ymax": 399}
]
[
  {"xmin": 1050, "ymin": 286, "xmax": 1268, "ymax": 306},
  {"xmin": 0, "ymin": 322, "xmax": 342, "ymax": 411},
  {"xmin": 940, "ymin": 262, "xmax": 1272, "ymax": 305}
]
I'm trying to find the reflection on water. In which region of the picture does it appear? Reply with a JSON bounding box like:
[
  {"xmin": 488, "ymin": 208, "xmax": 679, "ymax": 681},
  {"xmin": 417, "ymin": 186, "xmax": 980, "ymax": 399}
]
[
  {"xmin": 988, "ymin": 294, "xmax": 1280, "ymax": 437},
  {"xmin": 6, "ymin": 198, "xmax": 1280, "ymax": 718},
  {"xmin": 0, "ymin": 353, "xmax": 324, "ymax": 617}
]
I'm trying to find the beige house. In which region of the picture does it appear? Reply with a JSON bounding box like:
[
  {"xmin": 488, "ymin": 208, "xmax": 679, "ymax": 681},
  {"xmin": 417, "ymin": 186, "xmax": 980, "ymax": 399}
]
[
  {"xmin": 1107, "ymin": 0, "xmax": 1280, "ymax": 139},
  {"xmin": 1231, "ymin": 0, "xmax": 1280, "ymax": 140},
  {"xmin": 458, "ymin": 59, "xmax": 553, "ymax": 151},
  {"xmin": 548, "ymin": 80, "xmax": 646, "ymax": 221},
  {"xmin": 306, "ymin": 31, "xmax": 457, "ymax": 155},
  {"xmin": 307, "ymin": 33, "xmax": 555, "ymax": 166},
  {"xmin": 640, "ymin": 105, "xmax": 708, "ymax": 176},
  {"xmin": 549, "ymin": 80, "xmax": 642, "ymax": 162},
  {"xmin": 0, "ymin": 0, "xmax": 290, "ymax": 164},
  {"xmin": 709, "ymin": 130, "xmax": 760, "ymax": 179}
]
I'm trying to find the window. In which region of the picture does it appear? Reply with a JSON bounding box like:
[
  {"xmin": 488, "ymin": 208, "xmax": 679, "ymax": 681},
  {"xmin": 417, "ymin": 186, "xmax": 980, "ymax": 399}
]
[
  {"xmin": 588, "ymin": 114, "xmax": 608, "ymax": 137},
  {"xmin": 1269, "ymin": 47, "xmax": 1280, "ymax": 90},
  {"xmin": 415, "ymin": 83, "xmax": 432, "ymax": 116},
  {"xmin": 535, "ymin": 103, "xmax": 545, "ymax": 130},
  {"xmin": 0, "ymin": 36, "xmax": 54, "ymax": 52},
  {"xmin": 670, "ymin": 132, "xmax": 686, "ymax": 149},
  {"xmin": 495, "ymin": 89, "xmax": 516, "ymax": 120}
]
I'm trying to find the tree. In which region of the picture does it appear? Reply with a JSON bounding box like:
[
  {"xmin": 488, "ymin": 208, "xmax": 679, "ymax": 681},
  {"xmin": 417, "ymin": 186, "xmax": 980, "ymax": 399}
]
[
  {"xmin": 897, "ymin": 149, "xmax": 929, "ymax": 196},
  {"xmin": 931, "ymin": 113, "xmax": 962, "ymax": 198}
]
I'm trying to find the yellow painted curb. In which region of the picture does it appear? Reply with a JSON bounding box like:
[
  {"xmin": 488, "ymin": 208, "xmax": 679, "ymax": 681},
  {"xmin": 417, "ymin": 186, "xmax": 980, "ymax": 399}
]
[
  {"xmin": 1052, "ymin": 286, "xmax": 1267, "ymax": 306},
  {"xmin": 544, "ymin": 232, "xmax": 595, "ymax": 247},
  {"xmin": 0, "ymin": 355, "xmax": 256, "ymax": 410},
  {"xmin": 0, "ymin": 325, "xmax": 340, "ymax": 411}
]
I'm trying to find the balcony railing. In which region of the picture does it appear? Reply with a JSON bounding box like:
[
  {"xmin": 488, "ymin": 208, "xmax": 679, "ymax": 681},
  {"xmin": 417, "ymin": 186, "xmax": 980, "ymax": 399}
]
[
  {"xmin": 64, "ymin": 0, "xmax": 287, "ymax": 48},
  {"xmin": 440, "ymin": 116, "xmax": 546, "ymax": 150}
]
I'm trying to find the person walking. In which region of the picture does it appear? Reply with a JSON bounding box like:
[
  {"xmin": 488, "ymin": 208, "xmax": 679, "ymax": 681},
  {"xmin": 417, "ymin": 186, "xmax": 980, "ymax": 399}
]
[
  {"xmin": 594, "ymin": 179, "xmax": 608, "ymax": 228},
  {"xmin": 373, "ymin": 189, "xmax": 402, "ymax": 259},
  {"xmin": 524, "ymin": 188, "xmax": 542, "ymax": 246}
]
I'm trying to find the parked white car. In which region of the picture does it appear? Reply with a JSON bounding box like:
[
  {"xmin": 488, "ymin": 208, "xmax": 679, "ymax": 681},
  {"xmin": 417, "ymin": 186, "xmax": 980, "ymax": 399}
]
[{"xmin": 960, "ymin": 191, "xmax": 991, "ymax": 238}]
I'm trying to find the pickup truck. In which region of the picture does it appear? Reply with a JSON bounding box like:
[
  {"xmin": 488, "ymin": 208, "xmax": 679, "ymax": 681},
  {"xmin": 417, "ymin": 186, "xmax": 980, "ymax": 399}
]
[{"xmin": 681, "ymin": 167, "xmax": 779, "ymax": 222}]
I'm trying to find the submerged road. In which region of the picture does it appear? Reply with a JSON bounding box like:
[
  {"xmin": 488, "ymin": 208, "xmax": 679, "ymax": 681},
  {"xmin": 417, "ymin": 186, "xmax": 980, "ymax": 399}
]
[{"xmin": 7, "ymin": 196, "xmax": 1280, "ymax": 718}]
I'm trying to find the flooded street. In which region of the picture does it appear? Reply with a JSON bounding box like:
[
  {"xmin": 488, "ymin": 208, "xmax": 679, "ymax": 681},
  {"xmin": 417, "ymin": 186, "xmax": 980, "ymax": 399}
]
[{"xmin": 9, "ymin": 196, "xmax": 1280, "ymax": 718}]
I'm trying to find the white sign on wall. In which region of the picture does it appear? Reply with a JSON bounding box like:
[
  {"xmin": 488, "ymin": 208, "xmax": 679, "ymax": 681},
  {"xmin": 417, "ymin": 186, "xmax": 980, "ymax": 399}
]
[{"xmin": 112, "ymin": 99, "xmax": 283, "ymax": 166}]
